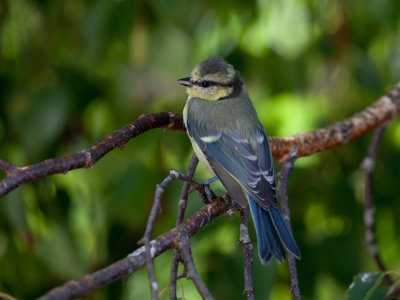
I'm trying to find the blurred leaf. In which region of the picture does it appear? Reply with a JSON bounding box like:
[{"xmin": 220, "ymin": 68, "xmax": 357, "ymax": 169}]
[
  {"xmin": 241, "ymin": 0, "xmax": 311, "ymax": 58},
  {"xmin": 346, "ymin": 272, "xmax": 387, "ymax": 300},
  {"xmin": 11, "ymin": 87, "xmax": 70, "ymax": 160},
  {"xmin": 1, "ymin": 0, "xmax": 41, "ymax": 59}
]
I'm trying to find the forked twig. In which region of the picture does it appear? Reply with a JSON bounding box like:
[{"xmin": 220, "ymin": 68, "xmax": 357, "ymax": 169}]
[
  {"xmin": 170, "ymin": 154, "xmax": 198, "ymax": 300},
  {"xmin": 142, "ymin": 164, "xmax": 208, "ymax": 299},
  {"xmin": 143, "ymin": 173, "xmax": 179, "ymax": 299}
]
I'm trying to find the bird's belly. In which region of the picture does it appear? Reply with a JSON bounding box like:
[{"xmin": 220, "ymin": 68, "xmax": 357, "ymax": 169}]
[{"xmin": 189, "ymin": 136, "xmax": 216, "ymax": 176}]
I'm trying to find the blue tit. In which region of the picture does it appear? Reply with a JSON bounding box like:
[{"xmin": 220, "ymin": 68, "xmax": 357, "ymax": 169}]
[{"xmin": 177, "ymin": 56, "xmax": 300, "ymax": 264}]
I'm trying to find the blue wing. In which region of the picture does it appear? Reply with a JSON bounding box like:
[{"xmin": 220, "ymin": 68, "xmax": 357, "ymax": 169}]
[
  {"xmin": 188, "ymin": 119, "xmax": 277, "ymax": 211},
  {"xmin": 186, "ymin": 111, "xmax": 300, "ymax": 262}
]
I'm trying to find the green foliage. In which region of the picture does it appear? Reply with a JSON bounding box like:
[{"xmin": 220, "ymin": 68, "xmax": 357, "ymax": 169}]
[
  {"xmin": 0, "ymin": 0, "xmax": 400, "ymax": 299},
  {"xmin": 346, "ymin": 272, "xmax": 388, "ymax": 300}
]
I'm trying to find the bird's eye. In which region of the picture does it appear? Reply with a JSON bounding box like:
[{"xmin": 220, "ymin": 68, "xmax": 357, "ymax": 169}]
[{"xmin": 201, "ymin": 81, "xmax": 209, "ymax": 88}]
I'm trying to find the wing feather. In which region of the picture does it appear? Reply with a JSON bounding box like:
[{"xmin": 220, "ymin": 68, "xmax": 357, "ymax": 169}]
[{"xmin": 187, "ymin": 117, "xmax": 277, "ymax": 210}]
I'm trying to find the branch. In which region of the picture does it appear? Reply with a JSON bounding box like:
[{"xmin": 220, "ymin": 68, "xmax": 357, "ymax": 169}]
[
  {"xmin": 277, "ymin": 151, "xmax": 301, "ymax": 300},
  {"xmin": 361, "ymin": 122, "xmax": 393, "ymax": 285},
  {"xmin": 0, "ymin": 159, "xmax": 18, "ymax": 175},
  {"xmin": 1, "ymin": 83, "xmax": 400, "ymax": 198},
  {"xmin": 0, "ymin": 291, "xmax": 18, "ymax": 300},
  {"xmin": 36, "ymin": 196, "xmax": 234, "ymax": 300},
  {"xmin": 170, "ymin": 154, "xmax": 198, "ymax": 300},
  {"xmin": 143, "ymin": 172, "xmax": 181, "ymax": 300},
  {"xmin": 179, "ymin": 236, "xmax": 214, "ymax": 300},
  {"xmin": 270, "ymin": 82, "xmax": 399, "ymax": 162},
  {"xmin": 143, "ymin": 163, "xmax": 201, "ymax": 299},
  {"xmin": 0, "ymin": 112, "xmax": 185, "ymax": 198},
  {"xmin": 1, "ymin": 81, "xmax": 399, "ymax": 299},
  {"xmin": 239, "ymin": 207, "xmax": 255, "ymax": 300}
]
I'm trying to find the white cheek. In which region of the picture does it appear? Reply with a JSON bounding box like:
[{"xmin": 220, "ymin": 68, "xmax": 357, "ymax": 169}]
[{"xmin": 210, "ymin": 86, "xmax": 218, "ymax": 94}]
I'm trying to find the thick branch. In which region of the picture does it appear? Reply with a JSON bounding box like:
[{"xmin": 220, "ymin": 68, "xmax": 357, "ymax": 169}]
[
  {"xmin": 271, "ymin": 83, "xmax": 399, "ymax": 162},
  {"xmin": 36, "ymin": 196, "xmax": 233, "ymax": 300},
  {"xmin": 0, "ymin": 112, "xmax": 184, "ymax": 198}
]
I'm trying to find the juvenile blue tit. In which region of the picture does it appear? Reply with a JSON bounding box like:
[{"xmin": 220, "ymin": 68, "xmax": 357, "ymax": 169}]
[{"xmin": 177, "ymin": 56, "xmax": 300, "ymax": 264}]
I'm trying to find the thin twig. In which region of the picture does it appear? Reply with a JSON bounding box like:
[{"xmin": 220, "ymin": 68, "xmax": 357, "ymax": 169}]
[
  {"xmin": 176, "ymin": 155, "xmax": 199, "ymax": 223},
  {"xmin": 361, "ymin": 122, "xmax": 393, "ymax": 286},
  {"xmin": 170, "ymin": 154, "xmax": 198, "ymax": 300},
  {"xmin": 143, "ymin": 164, "xmax": 203, "ymax": 299},
  {"xmin": 160, "ymin": 272, "xmax": 187, "ymax": 298},
  {"xmin": 178, "ymin": 276, "xmax": 185, "ymax": 300},
  {"xmin": 36, "ymin": 196, "xmax": 234, "ymax": 300},
  {"xmin": 239, "ymin": 207, "xmax": 255, "ymax": 300},
  {"xmin": 0, "ymin": 159, "xmax": 17, "ymax": 175},
  {"xmin": 179, "ymin": 235, "xmax": 214, "ymax": 300},
  {"xmin": 0, "ymin": 291, "xmax": 18, "ymax": 300},
  {"xmin": 277, "ymin": 150, "xmax": 301, "ymax": 300},
  {"xmin": 143, "ymin": 173, "xmax": 177, "ymax": 299},
  {"xmin": 385, "ymin": 285, "xmax": 400, "ymax": 300}
]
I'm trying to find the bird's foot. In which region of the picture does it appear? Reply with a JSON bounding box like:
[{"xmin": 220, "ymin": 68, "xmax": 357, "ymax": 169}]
[
  {"xmin": 191, "ymin": 177, "xmax": 218, "ymax": 204},
  {"xmin": 200, "ymin": 176, "xmax": 218, "ymax": 185}
]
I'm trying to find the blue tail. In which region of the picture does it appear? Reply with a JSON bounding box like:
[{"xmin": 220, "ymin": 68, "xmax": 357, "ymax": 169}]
[{"xmin": 248, "ymin": 193, "xmax": 300, "ymax": 264}]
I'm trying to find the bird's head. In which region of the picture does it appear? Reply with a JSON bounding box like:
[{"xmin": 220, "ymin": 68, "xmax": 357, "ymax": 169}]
[{"xmin": 177, "ymin": 56, "xmax": 243, "ymax": 101}]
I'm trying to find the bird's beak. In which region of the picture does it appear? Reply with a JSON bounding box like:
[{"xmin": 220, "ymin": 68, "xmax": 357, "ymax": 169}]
[{"xmin": 176, "ymin": 77, "xmax": 192, "ymax": 87}]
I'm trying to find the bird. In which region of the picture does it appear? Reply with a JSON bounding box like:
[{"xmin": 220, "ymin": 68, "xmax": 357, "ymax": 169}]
[{"xmin": 177, "ymin": 56, "xmax": 300, "ymax": 264}]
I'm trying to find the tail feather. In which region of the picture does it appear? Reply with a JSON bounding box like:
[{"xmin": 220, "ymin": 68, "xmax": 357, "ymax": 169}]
[
  {"xmin": 248, "ymin": 193, "xmax": 300, "ymax": 264},
  {"xmin": 248, "ymin": 198, "xmax": 273, "ymax": 263},
  {"xmin": 269, "ymin": 206, "xmax": 301, "ymax": 258}
]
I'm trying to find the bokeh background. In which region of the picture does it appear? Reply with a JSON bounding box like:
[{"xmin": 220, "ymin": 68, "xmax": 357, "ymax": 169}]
[{"xmin": 1, "ymin": 0, "xmax": 400, "ymax": 299}]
